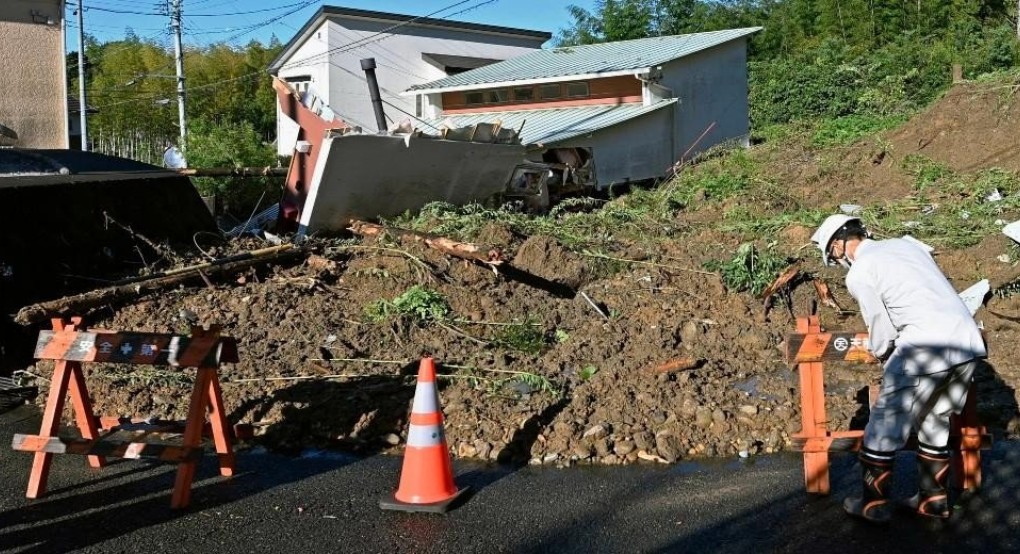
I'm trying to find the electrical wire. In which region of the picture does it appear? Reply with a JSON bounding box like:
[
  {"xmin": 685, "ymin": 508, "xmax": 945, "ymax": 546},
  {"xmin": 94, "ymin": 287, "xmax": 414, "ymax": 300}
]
[{"xmin": 281, "ymin": 0, "xmax": 494, "ymax": 69}]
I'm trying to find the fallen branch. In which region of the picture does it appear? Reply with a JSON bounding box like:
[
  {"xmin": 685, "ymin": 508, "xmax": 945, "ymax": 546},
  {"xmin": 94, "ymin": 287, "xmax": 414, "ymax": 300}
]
[
  {"xmin": 761, "ymin": 264, "xmax": 800, "ymax": 303},
  {"xmin": 15, "ymin": 244, "xmax": 306, "ymax": 325},
  {"xmin": 348, "ymin": 220, "xmax": 504, "ymax": 267},
  {"xmin": 172, "ymin": 166, "xmax": 287, "ymax": 177},
  {"xmin": 813, "ymin": 279, "xmax": 844, "ymax": 312}
]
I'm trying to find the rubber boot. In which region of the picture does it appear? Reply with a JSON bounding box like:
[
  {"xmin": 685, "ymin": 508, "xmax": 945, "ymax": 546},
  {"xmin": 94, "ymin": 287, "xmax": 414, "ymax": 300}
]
[
  {"xmin": 902, "ymin": 446, "xmax": 951, "ymax": 519},
  {"xmin": 843, "ymin": 449, "xmax": 894, "ymax": 524}
]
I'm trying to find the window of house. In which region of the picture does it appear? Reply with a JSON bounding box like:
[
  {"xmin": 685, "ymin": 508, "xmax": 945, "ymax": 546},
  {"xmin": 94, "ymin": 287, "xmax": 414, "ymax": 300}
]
[
  {"xmin": 465, "ymin": 91, "xmax": 485, "ymax": 106},
  {"xmin": 284, "ymin": 75, "xmax": 312, "ymax": 94},
  {"xmin": 540, "ymin": 84, "xmax": 561, "ymax": 99},
  {"xmin": 513, "ymin": 86, "xmax": 535, "ymax": 101},
  {"xmin": 565, "ymin": 82, "xmax": 590, "ymax": 98},
  {"xmin": 486, "ymin": 89, "xmax": 510, "ymax": 104}
]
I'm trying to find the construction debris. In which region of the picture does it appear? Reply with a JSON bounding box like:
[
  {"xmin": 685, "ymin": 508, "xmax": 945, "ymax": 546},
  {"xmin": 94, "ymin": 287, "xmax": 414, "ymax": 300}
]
[
  {"xmin": 813, "ymin": 280, "xmax": 844, "ymax": 312},
  {"xmin": 15, "ymin": 245, "xmax": 306, "ymax": 325},
  {"xmin": 348, "ymin": 220, "xmax": 504, "ymax": 267},
  {"xmin": 761, "ymin": 264, "xmax": 800, "ymax": 313}
]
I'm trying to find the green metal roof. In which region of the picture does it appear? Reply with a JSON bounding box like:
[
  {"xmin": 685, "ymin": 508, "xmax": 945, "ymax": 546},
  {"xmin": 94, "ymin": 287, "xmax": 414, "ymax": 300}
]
[
  {"xmin": 425, "ymin": 100, "xmax": 678, "ymax": 146},
  {"xmin": 407, "ymin": 27, "xmax": 761, "ymax": 92}
]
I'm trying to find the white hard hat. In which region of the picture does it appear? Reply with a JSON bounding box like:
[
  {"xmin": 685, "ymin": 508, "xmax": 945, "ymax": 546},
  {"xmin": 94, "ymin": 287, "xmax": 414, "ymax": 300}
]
[{"xmin": 811, "ymin": 214, "xmax": 861, "ymax": 266}]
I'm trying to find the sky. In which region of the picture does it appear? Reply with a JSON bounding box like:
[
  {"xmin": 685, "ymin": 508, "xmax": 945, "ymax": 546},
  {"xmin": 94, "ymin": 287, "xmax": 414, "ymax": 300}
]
[{"xmin": 66, "ymin": 0, "xmax": 599, "ymax": 51}]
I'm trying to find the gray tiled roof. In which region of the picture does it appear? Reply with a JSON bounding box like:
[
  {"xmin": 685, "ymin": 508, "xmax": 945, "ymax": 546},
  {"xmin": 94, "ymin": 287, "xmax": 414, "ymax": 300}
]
[{"xmin": 408, "ymin": 27, "xmax": 761, "ymax": 92}]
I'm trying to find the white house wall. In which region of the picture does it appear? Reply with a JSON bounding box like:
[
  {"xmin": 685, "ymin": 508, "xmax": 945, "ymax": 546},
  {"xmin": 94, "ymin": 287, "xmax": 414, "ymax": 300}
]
[
  {"xmin": 659, "ymin": 38, "xmax": 751, "ymax": 162},
  {"xmin": 275, "ymin": 22, "xmax": 331, "ymax": 156},
  {"xmin": 551, "ymin": 109, "xmax": 675, "ymax": 189},
  {"xmin": 275, "ymin": 16, "xmax": 544, "ymax": 155}
]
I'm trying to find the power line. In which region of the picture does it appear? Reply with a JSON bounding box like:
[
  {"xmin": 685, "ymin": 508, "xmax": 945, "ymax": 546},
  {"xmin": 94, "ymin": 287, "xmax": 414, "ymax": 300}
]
[
  {"xmin": 281, "ymin": 0, "xmax": 494, "ymax": 69},
  {"xmin": 66, "ymin": 0, "xmax": 314, "ymax": 18},
  {"xmin": 186, "ymin": 1, "xmax": 315, "ymax": 17}
]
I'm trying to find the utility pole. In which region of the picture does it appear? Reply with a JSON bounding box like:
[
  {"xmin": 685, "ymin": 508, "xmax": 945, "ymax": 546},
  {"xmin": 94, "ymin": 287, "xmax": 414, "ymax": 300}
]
[
  {"xmin": 76, "ymin": 0, "xmax": 88, "ymax": 151},
  {"xmin": 170, "ymin": 0, "xmax": 187, "ymax": 153}
]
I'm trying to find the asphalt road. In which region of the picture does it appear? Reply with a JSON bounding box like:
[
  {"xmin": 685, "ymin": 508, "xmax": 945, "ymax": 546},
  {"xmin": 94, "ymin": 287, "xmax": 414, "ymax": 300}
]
[{"xmin": 2, "ymin": 406, "xmax": 1019, "ymax": 554}]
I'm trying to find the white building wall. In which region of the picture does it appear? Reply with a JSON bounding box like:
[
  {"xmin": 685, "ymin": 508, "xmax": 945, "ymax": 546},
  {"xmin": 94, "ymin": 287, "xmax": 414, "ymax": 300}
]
[
  {"xmin": 274, "ymin": 22, "xmax": 331, "ymax": 156},
  {"xmin": 659, "ymin": 39, "xmax": 751, "ymax": 162},
  {"xmin": 274, "ymin": 16, "xmax": 545, "ymax": 155}
]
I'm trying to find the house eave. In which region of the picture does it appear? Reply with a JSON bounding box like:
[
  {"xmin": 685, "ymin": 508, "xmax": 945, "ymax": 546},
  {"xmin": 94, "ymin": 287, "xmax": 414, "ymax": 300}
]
[{"xmin": 402, "ymin": 67, "xmax": 652, "ymax": 96}]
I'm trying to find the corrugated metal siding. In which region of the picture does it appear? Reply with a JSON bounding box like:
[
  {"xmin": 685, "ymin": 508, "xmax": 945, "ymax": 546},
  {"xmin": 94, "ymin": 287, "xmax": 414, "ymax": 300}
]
[
  {"xmin": 427, "ymin": 100, "xmax": 677, "ymax": 146},
  {"xmin": 408, "ymin": 27, "xmax": 761, "ymax": 91}
]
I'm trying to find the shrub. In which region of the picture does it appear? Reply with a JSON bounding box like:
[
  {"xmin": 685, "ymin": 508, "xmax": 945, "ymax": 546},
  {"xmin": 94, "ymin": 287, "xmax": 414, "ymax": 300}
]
[
  {"xmin": 705, "ymin": 243, "xmax": 792, "ymax": 296},
  {"xmin": 366, "ymin": 285, "xmax": 450, "ymax": 324}
]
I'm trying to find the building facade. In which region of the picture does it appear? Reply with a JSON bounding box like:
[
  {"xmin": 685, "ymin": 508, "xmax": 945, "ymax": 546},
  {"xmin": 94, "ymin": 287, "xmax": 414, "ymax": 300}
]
[
  {"xmin": 408, "ymin": 28, "xmax": 762, "ymax": 189},
  {"xmin": 268, "ymin": 6, "xmax": 550, "ymax": 156},
  {"xmin": 0, "ymin": 0, "xmax": 67, "ymax": 149}
]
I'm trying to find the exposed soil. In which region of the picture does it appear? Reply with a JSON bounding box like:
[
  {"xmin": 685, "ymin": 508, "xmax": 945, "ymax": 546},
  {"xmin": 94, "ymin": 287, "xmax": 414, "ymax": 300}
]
[{"xmin": 15, "ymin": 79, "xmax": 1020, "ymax": 466}]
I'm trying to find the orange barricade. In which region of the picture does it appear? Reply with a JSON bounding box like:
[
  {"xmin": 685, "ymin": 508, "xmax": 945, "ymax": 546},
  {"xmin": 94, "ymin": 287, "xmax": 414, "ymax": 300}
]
[
  {"xmin": 784, "ymin": 315, "xmax": 990, "ymax": 495},
  {"xmin": 10, "ymin": 317, "xmax": 239, "ymax": 509}
]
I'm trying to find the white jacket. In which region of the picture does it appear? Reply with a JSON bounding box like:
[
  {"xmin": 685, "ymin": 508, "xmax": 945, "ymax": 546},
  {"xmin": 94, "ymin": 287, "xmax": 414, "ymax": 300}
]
[{"xmin": 845, "ymin": 238, "xmax": 986, "ymax": 374}]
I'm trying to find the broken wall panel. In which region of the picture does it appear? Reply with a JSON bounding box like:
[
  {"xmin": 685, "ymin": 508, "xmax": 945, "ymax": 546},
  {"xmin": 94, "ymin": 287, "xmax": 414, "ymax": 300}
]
[{"xmin": 297, "ymin": 133, "xmax": 526, "ymax": 234}]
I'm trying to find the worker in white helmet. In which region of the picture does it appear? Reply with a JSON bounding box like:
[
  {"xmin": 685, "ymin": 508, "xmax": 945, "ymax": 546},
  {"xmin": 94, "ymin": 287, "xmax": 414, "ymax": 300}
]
[{"xmin": 810, "ymin": 214, "xmax": 986, "ymax": 523}]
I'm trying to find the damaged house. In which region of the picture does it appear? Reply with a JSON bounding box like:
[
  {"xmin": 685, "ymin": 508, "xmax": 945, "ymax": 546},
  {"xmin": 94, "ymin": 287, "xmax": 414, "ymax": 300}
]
[
  {"xmin": 405, "ymin": 27, "xmax": 763, "ymax": 191},
  {"xmin": 268, "ymin": 5, "xmax": 550, "ymax": 157}
]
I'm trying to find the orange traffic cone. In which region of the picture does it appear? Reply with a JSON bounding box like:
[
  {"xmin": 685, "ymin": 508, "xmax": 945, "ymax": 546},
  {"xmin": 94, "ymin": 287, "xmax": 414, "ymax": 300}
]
[{"xmin": 380, "ymin": 357, "xmax": 468, "ymax": 513}]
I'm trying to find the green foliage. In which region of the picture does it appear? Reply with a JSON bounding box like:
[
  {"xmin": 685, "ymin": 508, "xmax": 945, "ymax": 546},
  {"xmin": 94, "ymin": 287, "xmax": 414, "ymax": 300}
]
[
  {"xmin": 664, "ymin": 149, "xmax": 758, "ymax": 205},
  {"xmin": 810, "ymin": 114, "xmax": 907, "ymax": 147},
  {"xmin": 185, "ymin": 118, "xmax": 280, "ymax": 216},
  {"xmin": 554, "ymin": 329, "xmax": 571, "ymax": 343},
  {"xmin": 579, "ymin": 365, "xmax": 599, "ymax": 380},
  {"xmin": 366, "ymin": 286, "xmax": 451, "ymax": 324},
  {"xmin": 720, "ymin": 207, "xmax": 830, "ymax": 236},
  {"xmin": 75, "ymin": 36, "xmax": 282, "ymax": 164},
  {"xmin": 901, "ymin": 154, "xmax": 954, "ymax": 190},
  {"xmin": 704, "ymin": 243, "xmax": 792, "ymax": 296},
  {"xmin": 455, "ymin": 366, "xmax": 561, "ymax": 398},
  {"xmin": 860, "ymin": 167, "xmax": 1020, "ymax": 248},
  {"xmin": 493, "ymin": 319, "xmax": 548, "ymax": 354}
]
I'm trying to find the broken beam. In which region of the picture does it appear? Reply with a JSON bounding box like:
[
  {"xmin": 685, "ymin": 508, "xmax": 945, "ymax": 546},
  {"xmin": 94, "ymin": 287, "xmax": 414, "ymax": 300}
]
[
  {"xmin": 15, "ymin": 244, "xmax": 307, "ymax": 325},
  {"xmin": 172, "ymin": 167, "xmax": 288, "ymax": 177},
  {"xmin": 348, "ymin": 220, "xmax": 504, "ymax": 267}
]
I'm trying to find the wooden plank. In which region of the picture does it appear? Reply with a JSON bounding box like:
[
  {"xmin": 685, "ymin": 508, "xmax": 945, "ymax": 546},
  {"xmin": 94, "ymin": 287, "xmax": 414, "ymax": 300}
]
[
  {"xmin": 785, "ymin": 332, "xmax": 877, "ymax": 364},
  {"xmin": 12, "ymin": 434, "xmax": 203, "ymax": 462},
  {"xmin": 33, "ymin": 330, "xmax": 238, "ymax": 366}
]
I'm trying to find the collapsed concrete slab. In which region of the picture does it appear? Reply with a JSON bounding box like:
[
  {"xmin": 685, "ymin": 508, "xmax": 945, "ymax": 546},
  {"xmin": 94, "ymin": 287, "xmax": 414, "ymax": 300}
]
[{"xmin": 296, "ymin": 132, "xmax": 527, "ymax": 234}]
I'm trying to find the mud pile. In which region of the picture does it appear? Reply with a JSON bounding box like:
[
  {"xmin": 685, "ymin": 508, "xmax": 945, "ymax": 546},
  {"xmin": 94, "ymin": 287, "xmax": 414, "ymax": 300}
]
[{"xmin": 18, "ymin": 79, "xmax": 1020, "ymax": 464}]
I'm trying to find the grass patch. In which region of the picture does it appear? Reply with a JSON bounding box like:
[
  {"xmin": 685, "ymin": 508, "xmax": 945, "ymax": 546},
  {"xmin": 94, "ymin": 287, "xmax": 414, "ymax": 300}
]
[
  {"xmin": 901, "ymin": 154, "xmax": 954, "ymax": 190},
  {"xmin": 704, "ymin": 243, "xmax": 792, "ymax": 296},
  {"xmin": 860, "ymin": 167, "xmax": 1020, "ymax": 248},
  {"xmin": 721, "ymin": 206, "xmax": 830, "ymax": 236},
  {"xmin": 366, "ymin": 285, "xmax": 450, "ymax": 324},
  {"xmin": 810, "ymin": 114, "xmax": 906, "ymax": 147},
  {"xmin": 492, "ymin": 318, "xmax": 548, "ymax": 354},
  {"xmin": 663, "ymin": 149, "xmax": 759, "ymax": 205}
]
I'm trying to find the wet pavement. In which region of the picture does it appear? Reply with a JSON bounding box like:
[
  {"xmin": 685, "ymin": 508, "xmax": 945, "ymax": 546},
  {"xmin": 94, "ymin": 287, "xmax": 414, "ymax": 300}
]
[{"xmin": 2, "ymin": 406, "xmax": 1019, "ymax": 554}]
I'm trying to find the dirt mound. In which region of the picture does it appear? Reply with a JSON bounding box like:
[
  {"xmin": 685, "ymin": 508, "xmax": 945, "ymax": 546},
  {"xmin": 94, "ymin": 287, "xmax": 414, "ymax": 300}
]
[
  {"xmin": 888, "ymin": 82, "xmax": 1020, "ymax": 173},
  {"xmin": 16, "ymin": 79, "xmax": 1020, "ymax": 466}
]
